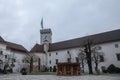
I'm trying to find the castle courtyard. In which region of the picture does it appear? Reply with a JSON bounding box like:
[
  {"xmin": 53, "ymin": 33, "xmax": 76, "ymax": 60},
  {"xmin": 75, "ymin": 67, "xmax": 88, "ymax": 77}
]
[{"xmin": 0, "ymin": 74, "xmax": 120, "ymax": 80}]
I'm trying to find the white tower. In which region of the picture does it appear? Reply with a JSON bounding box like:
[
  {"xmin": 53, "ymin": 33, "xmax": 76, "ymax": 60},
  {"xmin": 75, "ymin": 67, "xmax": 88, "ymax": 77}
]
[
  {"xmin": 40, "ymin": 29, "xmax": 52, "ymax": 67},
  {"xmin": 40, "ymin": 29, "xmax": 52, "ymax": 45}
]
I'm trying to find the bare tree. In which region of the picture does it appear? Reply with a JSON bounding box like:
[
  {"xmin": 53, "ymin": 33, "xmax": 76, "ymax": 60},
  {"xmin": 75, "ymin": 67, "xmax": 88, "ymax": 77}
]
[
  {"xmin": 23, "ymin": 54, "xmax": 39, "ymax": 73},
  {"xmin": 78, "ymin": 48, "xmax": 86, "ymax": 73},
  {"xmin": 83, "ymin": 39, "xmax": 93, "ymax": 74},
  {"xmin": 92, "ymin": 46, "xmax": 103, "ymax": 73}
]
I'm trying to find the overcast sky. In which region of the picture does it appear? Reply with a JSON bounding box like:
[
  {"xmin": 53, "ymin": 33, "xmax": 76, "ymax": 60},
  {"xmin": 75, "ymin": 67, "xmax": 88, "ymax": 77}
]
[{"xmin": 0, "ymin": 0, "xmax": 120, "ymax": 50}]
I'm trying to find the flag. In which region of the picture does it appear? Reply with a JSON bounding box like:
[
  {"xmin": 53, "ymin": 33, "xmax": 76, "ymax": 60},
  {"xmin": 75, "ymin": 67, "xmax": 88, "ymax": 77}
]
[{"xmin": 41, "ymin": 18, "xmax": 43, "ymax": 29}]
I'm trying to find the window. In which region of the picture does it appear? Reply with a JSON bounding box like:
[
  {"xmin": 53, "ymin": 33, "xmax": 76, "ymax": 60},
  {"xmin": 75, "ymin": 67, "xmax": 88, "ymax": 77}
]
[
  {"xmin": 76, "ymin": 57, "xmax": 79, "ymax": 63},
  {"xmin": 115, "ymin": 44, "xmax": 119, "ymax": 48},
  {"xmin": 49, "ymin": 60, "xmax": 51, "ymax": 64},
  {"xmin": 67, "ymin": 58, "xmax": 71, "ymax": 63},
  {"xmin": 5, "ymin": 55, "xmax": 7, "ymax": 59},
  {"xmin": 0, "ymin": 51, "xmax": 3, "ymax": 55},
  {"xmin": 99, "ymin": 55, "xmax": 104, "ymax": 62},
  {"xmin": 116, "ymin": 53, "xmax": 120, "ymax": 61},
  {"xmin": 12, "ymin": 58, "xmax": 16, "ymax": 62},
  {"xmin": 98, "ymin": 46, "xmax": 102, "ymax": 50},
  {"xmin": 56, "ymin": 52, "xmax": 58, "ymax": 55},
  {"xmin": 67, "ymin": 51, "xmax": 69, "ymax": 53},
  {"xmin": 56, "ymin": 59, "xmax": 58, "ymax": 64},
  {"xmin": 0, "ymin": 60, "xmax": 3, "ymax": 64},
  {"xmin": 22, "ymin": 60, "xmax": 24, "ymax": 63},
  {"xmin": 101, "ymin": 66, "xmax": 106, "ymax": 72},
  {"xmin": 49, "ymin": 53, "xmax": 51, "ymax": 56}
]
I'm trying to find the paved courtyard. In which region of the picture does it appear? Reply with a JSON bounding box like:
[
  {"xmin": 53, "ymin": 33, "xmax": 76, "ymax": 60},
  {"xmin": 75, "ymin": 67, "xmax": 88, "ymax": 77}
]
[{"xmin": 0, "ymin": 74, "xmax": 120, "ymax": 80}]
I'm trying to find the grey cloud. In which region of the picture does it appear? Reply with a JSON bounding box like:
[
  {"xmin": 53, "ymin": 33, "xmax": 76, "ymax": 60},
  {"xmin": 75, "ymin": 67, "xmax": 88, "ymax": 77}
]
[{"xmin": 0, "ymin": 0, "xmax": 120, "ymax": 50}]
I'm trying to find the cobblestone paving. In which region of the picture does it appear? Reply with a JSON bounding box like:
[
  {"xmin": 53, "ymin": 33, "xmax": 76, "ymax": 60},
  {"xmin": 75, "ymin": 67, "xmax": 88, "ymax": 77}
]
[{"xmin": 0, "ymin": 74, "xmax": 120, "ymax": 80}]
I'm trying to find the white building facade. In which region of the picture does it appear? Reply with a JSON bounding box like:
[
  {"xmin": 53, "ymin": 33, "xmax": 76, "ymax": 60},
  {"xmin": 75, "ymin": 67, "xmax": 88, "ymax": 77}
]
[
  {"xmin": 31, "ymin": 29, "xmax": 120, "ymax": 73},
  {"xmin": 0, "ymin": 36, "xmax": 28, "ymax": 73}
]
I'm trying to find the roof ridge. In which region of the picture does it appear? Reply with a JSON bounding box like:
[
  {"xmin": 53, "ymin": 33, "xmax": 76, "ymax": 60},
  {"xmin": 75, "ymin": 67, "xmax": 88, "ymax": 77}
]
[{"xmin": 52, "ymin": 29, "xmax": 120, "ymax": 44}]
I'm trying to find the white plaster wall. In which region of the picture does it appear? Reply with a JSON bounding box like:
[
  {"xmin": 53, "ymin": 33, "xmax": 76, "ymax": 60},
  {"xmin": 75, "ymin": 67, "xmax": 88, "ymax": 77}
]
[
  {"xmin": 41, "ymin": 33, "xmax": 52, "ymax": 44},
  {"xmin": 34, "ymin": 53, "xmax": 46, "ymax": 66},
  {"xmin": 98, "ymin": 41, "xmax": 120, "ymax": 71},
  {"xmin": 11, "ymin": 51, "xmax": 27, "ymax": 73},
  {"xmin": 46, "ymin": 41, "xmax": 120, "ymax": 73},
  {"xmin": 0, "ymin": 43, "xmax": 9, "ymax": 69},
  {"xmin": 0, "ymin": 43, "xmax": 6, "ymax": 50},
  {"xmin": 47, "ymin": 48, "xmax": 80, "ymax": 68}
]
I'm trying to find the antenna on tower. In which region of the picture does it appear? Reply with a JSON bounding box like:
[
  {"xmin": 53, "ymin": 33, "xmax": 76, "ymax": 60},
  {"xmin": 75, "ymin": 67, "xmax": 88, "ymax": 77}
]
[{"xmin": 41, "ymin": 18, "xmax": 44, "ymax": 29}]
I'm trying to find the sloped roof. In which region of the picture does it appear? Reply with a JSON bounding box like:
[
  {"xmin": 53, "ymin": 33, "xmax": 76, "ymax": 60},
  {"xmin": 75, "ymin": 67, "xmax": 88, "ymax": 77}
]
[
  {"xmin": 30, "ymin": 44, "xmax": 44, "ymax": 53},
  {"xmin": 30, "ymin": 29, "xmax": 120, "ymax": 52},
  {"xmin": 6, "ymin": 41, "xmax": 28, "ymax": 53},
  {"xmin": 0, "ymin": 36, "xmax": 5, "ymax": 42},
  {"xmin": 0, "ymin": 36, "xmax": 28, "ymax": 52}
]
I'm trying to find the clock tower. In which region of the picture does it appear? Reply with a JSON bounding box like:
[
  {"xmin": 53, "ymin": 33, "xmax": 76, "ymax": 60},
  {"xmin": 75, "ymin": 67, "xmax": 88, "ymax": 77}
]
[{"xmin": 40, "ymin": 28, "xmax": 52, "ymax": 45}]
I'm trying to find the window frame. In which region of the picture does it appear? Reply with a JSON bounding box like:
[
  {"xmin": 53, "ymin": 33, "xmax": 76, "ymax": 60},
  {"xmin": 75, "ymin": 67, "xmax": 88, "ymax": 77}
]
[
  {"xmin": 56, "ymin": 59, "xmax": 58, "ymax": 64},
  {"xmin": 0, "ymin": 51, "xmax": 3, "ymax": 55},
  {"xmin": 115, "ymin": 44, "xmax": 119, "ymax": 48},
  {"xmin": 99, "ymin": 55, "xmax": 104, "ymax": 62},
  {"xmin": 56, "ymin": 52, "xmax": 58, "ymax": 55},
  {"xmin": 49, "ymin": 60, "xmax": 51, "ymax": 64},
  {"xmin": 116, "ymin": 53, "xmax": 120, "ymax": 61},
  {"xmin": 49, "ymin": 53, "xmax": 51, "ymax": 56}
]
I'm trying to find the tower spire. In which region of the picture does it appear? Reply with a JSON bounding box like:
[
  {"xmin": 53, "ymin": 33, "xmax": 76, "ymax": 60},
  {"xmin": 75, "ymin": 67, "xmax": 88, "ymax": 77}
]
[{"xmin": 41, "ymin": 18, "xmax": 43, "ymax": 29}]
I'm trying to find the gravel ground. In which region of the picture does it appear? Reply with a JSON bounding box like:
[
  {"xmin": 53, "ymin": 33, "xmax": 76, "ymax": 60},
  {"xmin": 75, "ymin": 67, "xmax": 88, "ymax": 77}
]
[{"xmin": 0, "ymin": 74, "xmax": 120, "ymax": 80}]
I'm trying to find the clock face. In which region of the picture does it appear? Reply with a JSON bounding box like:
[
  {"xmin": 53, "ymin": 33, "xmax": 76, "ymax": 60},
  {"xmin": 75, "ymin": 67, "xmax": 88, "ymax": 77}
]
[{"xmin": 43, "ymin": 35, "xmax": 48, "ymax": 42}]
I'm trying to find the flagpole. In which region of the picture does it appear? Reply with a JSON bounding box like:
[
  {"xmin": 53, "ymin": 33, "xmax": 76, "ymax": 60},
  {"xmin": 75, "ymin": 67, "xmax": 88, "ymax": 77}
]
[{"xmin": 41, "ymin": 18, "xmax": 43, "ymax": 29}]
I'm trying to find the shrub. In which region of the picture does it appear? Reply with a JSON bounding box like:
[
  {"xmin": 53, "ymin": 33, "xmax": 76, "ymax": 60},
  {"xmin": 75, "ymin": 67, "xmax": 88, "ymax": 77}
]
[
  {"xmin": 107, "ymin": 64, "xmax": 120, "ymax": 73},
  {"xmin": 53, "ymin": 66, "xmax": 56, "ymax": 72},
  {"xmin": 21, "ymin": 68, "xmax": 27, "ymax": 75},
  {"xmin": 107, "ymin": 64, "xmax": 116, "ymax": 73},
  {"xmin": 115, "ymin": 67, "xmax": 120, "ymax": 73},
  {"xmin": 11, "ymin": 63, "xmax": 15, "ymax": 67}
]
